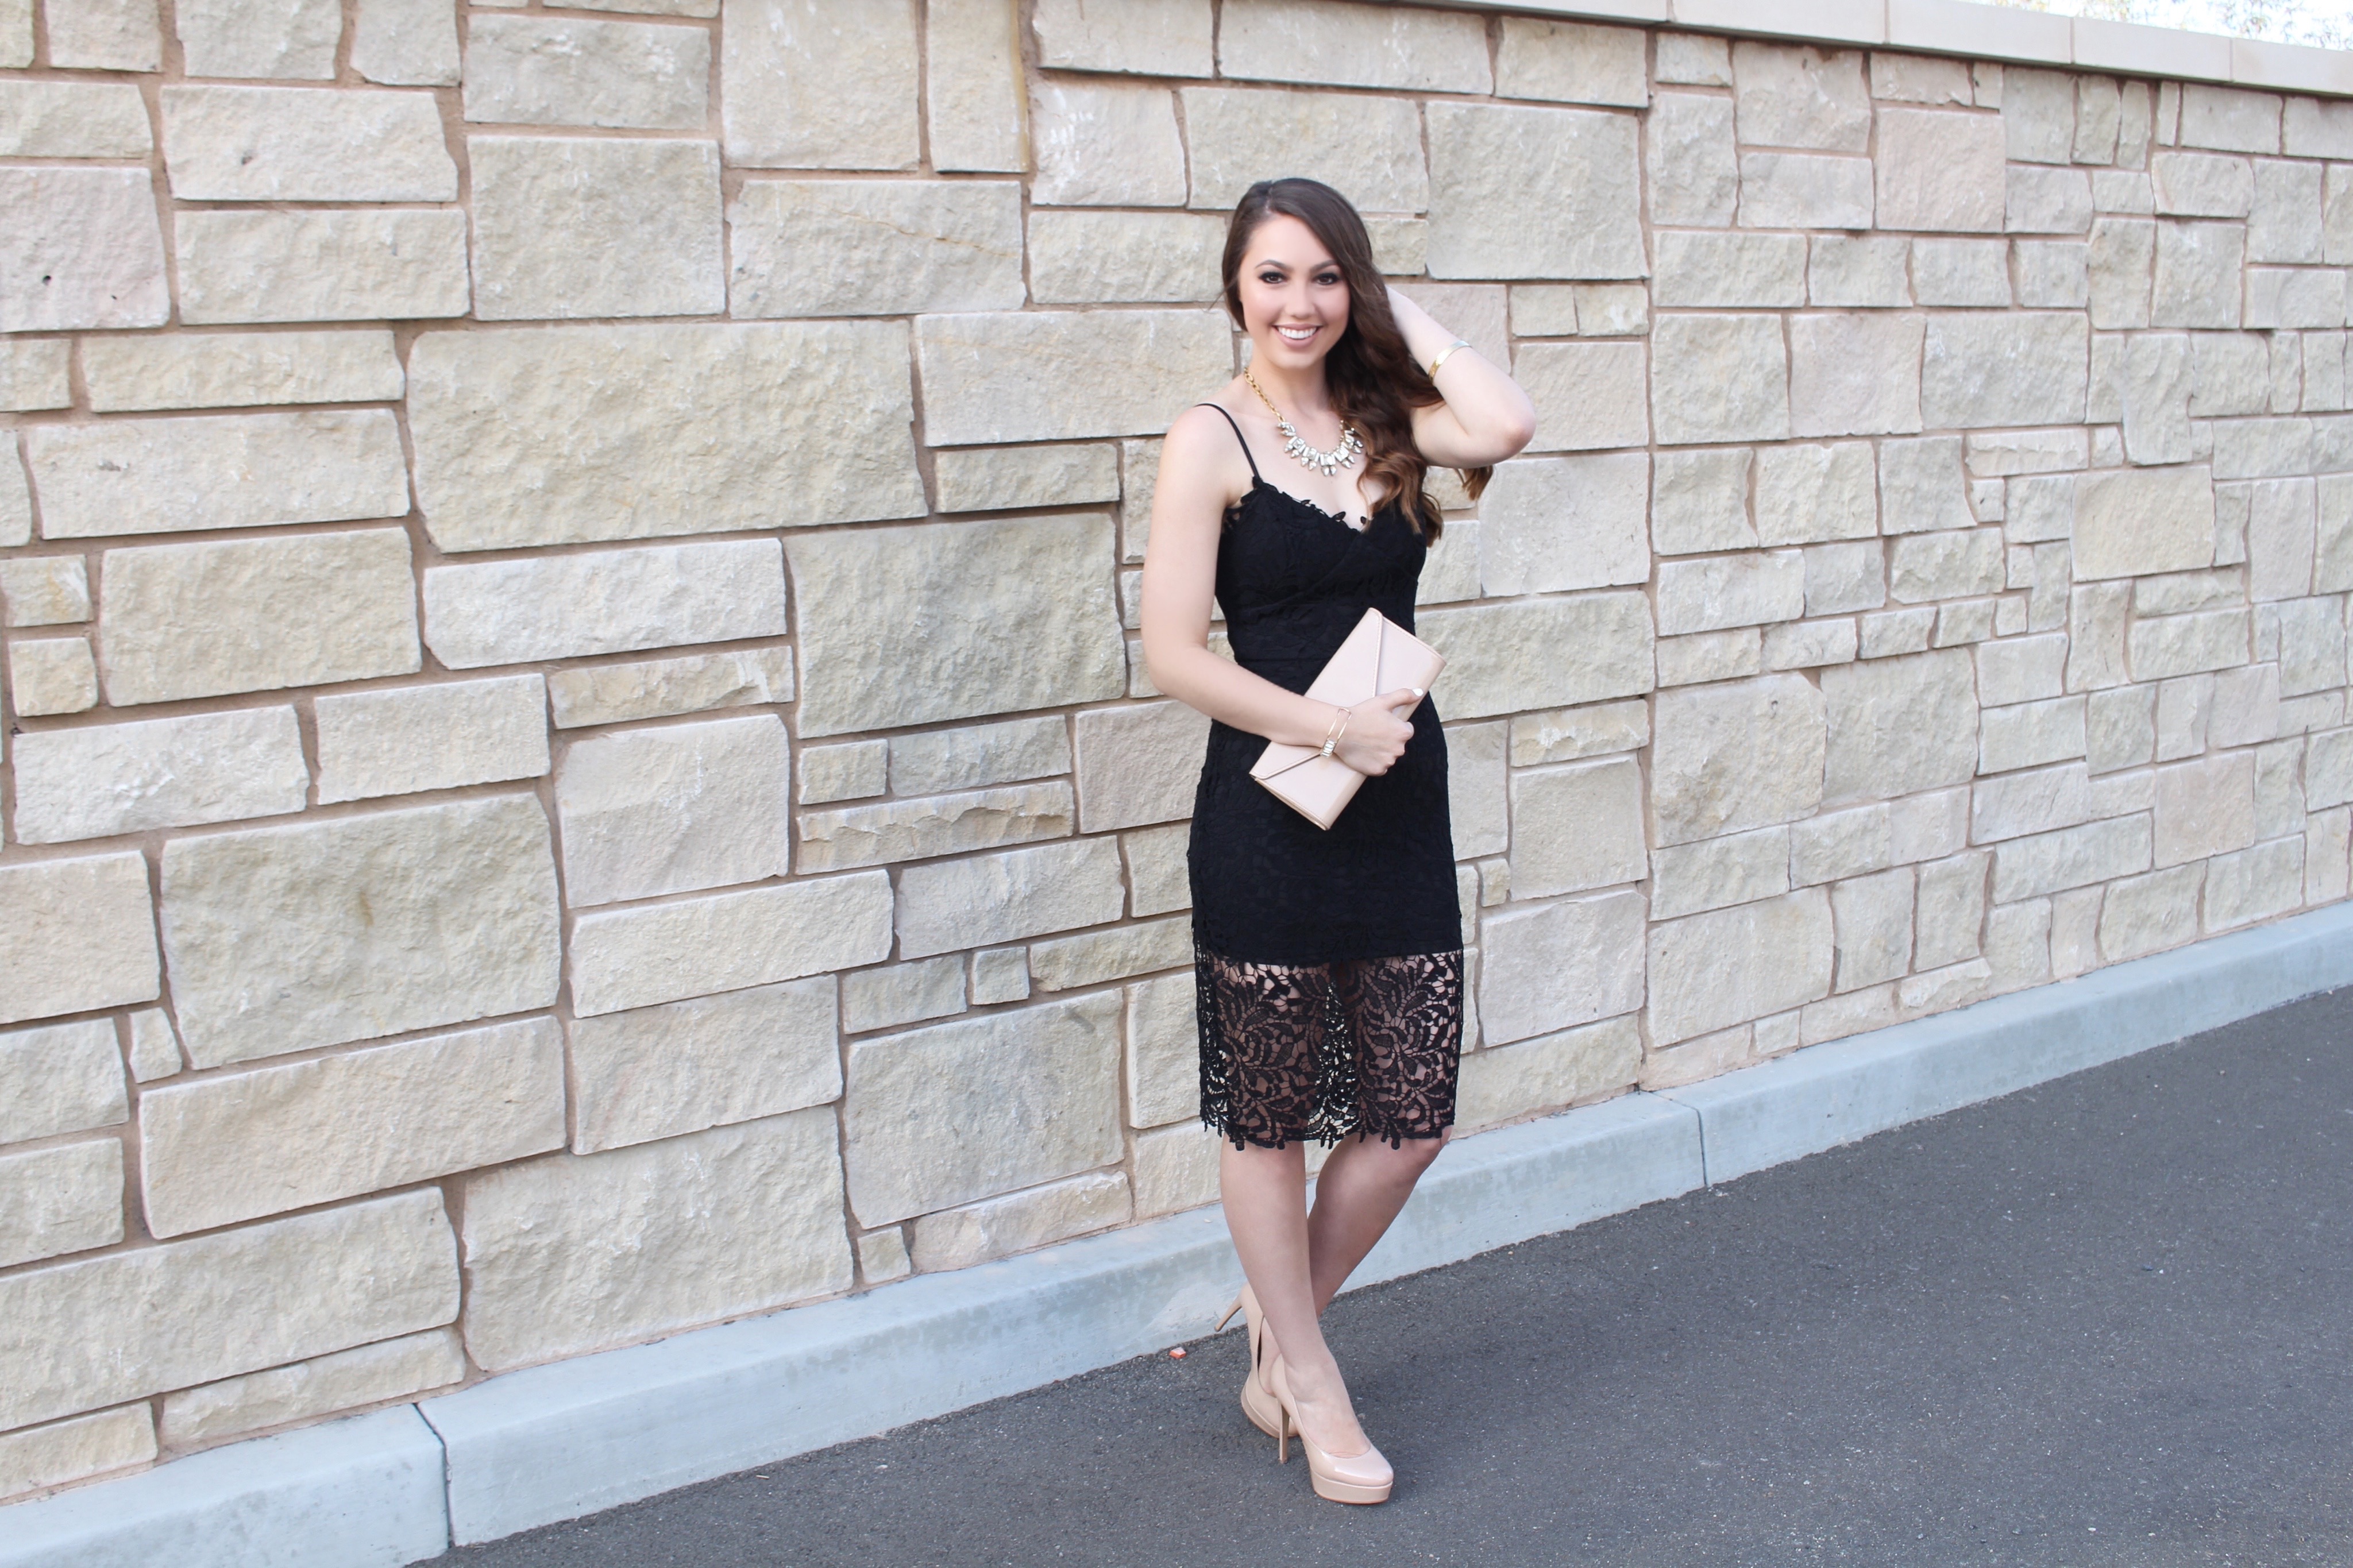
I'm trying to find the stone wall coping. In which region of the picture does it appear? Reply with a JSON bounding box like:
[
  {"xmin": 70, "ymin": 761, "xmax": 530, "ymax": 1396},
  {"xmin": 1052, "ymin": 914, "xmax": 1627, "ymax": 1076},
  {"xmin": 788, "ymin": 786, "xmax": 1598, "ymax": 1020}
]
[
  {"xmin": 1417, "ymin": 0, "xmax": 2353, "ymax": 95},
  {"xmin": 9, "ymin": 905, "xmax": 2353, "ymax": 1563}
]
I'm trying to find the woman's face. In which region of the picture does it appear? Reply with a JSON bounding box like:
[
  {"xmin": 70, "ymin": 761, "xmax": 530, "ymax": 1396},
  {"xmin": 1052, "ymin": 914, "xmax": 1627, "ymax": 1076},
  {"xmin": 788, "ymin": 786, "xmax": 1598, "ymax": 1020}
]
[{"xmin": 1235, "ymin": 213, "xmax": 1349, "ymax": 376}]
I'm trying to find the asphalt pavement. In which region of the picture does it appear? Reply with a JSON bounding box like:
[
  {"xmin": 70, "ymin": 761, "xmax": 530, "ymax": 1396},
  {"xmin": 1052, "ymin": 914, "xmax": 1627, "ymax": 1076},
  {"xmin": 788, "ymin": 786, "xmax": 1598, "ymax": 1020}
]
[{"xmin": 433, "ymin": 986, "xmax": 2353, "ymax": 1567}]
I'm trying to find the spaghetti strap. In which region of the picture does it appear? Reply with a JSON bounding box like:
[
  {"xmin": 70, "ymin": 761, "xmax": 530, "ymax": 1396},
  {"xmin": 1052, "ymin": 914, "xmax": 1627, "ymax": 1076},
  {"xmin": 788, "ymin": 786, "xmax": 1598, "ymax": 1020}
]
[{"xmin": 1195, "ymin": 402, "xmax": 1262, "ymax": 480}]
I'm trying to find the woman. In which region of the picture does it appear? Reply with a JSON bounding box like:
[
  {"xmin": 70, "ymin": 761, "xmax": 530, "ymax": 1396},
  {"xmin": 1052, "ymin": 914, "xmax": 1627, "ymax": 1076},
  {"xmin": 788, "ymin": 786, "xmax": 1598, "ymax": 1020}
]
[{"xmin": 1138, "ymin": 179, "xmax": 1536, "ymax": 1504}]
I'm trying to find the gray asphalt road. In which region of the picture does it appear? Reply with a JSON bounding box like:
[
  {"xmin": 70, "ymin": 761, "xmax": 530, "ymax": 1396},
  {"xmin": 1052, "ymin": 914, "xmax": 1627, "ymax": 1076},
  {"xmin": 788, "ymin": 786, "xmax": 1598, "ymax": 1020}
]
[{"xmin": 434, "ymin": 987, "xmax": 2353, "ymax": 1567}]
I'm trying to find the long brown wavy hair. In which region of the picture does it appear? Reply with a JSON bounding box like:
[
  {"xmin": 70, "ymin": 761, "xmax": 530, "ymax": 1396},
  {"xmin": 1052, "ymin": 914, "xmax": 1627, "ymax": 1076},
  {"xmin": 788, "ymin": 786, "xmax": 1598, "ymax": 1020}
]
[{"xmin": 1221, "ymin": 179, "xmax": 1488, "ymax": 542}]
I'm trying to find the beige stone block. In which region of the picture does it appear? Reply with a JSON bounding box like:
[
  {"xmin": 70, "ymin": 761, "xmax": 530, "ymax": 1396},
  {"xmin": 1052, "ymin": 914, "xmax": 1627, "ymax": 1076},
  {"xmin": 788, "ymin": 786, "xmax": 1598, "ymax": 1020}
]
[
  {"xmin": 28, "ymin": 410, "xmax": 409, "ymax": 540},
  {"xmin": 731, "ymin": 180, "xmax": 1023, "ymax": 317},
  {"xmin": 722, "ymin": 0, "xmax": 916, "ymax": 169},
  {"xmin": 0, "ymin": 1189, "xmax": 456, "ymax": 1432},
  {"xmin": 0, "ymin": 853, "xmax": 157, "ymax": 1028},
  {"xmin": 176, "ymin": 0, "xmax": 340, "ymax": 78},
  {"xmin": 2012, "ymin": 240, "xmax": 2089, "ymax": 310},
  {"xmin": 1978, "ymin": 634, "xmax": 2070, "ymax": 708},
  {"xmin": 1074, "ymin": 700, "xmax": 1210, "ymax": 833},
  {"xmin": 1652, "ymin": 231, "xmax": 1804, "ymax": 311},
  {"xmin": 1652, "ymin": 315, "xmax": 1791, "ymax": 445},
  {"xmin": 1368, "ymin": 215, "xmax": 1428, "ymax": 275},
  {"xmin": 2154, "ymin": 752, "xmax": 2258, "ymax": 868},
  {"xmin": 936, "ymin": 445, "xmax": 1120, "ymax": 513},
  {"xmin": 1652, "ymin": 673, "xmax": 1826, "ymax": 848},
  {"xmin": 1478, "ymin": 890, "xmax": 1645, "ymax": 1047},
  {"xmin": 141, "ymin": 1018, "xmax": 562, "ymax": 1238},
  {"xmin": 571, "ymin": 871, "xmax": 892, "ymax": 1018},
  {"xmin": 1515, "ymin": 342, "xmax": 1650, "ymax": 454},
  {"xmin": 1765, "ymin": 619, "xmax": 1858, "ymax": 670},
  {"xmin": 469, "ymin": 137, "xmax": 722, "ymax": 320},
  {"xmin": 1640, "ymin": 1021, "xmax": 1756, "ymax": 1092},
  {"xmin": 1861, "ymin": 606, "xmax": 1935, "ymax": 660},
  {"xmin": 2247, "ymin": 480, "xmax": 2317, "ymax": 601},
  {"xmin": 1455, "ymin": 1014, "xmax": 1640, "ymax": 1130},
  {"xmin": 1875, "ymin": 107, "xmax": 2005, "ymax": 232},
  {"xmin": 927, "ymin": 0, "xmax": 1023, "ymax": 172},
  {"xmin": 83, "ymin": 330, "xmax": 403, "ymax": 414},
  {"xmin": 1657, "ymin": 628, "xmax": 1762, "ymax": 688},
  {"xmin": 0, "ymin": 0, "xmax": 28, "ymax": 60},
  {"xmin": 571, "ymin": 975, "xmax": 838, "ymax": 1156},
  {"xmin": 463, "ymin": 1109, "xmax": 848, "ymax": 1373},
  {"xmin": 0, "ymin": 168, "xmax": 169, "ymax": 333},
  {"xmin": 546, "ymin": 650, "xmax": 792, "ymax": 733},
  {"xmin": 1032, "ymin": 0, "xmax": 1211, "ymax": 77},
  {"xmin": 2008, "ymin": 167, "xmax": 2095, "ymax": 237},
  {"xmin": 13, "ymin": 707, "xmax": 306, "ymax": 845},
  {"xmin": 7, "ymin": 636, "xmax": 96, "ymax": 716},
  {"xmin": 2308, "ymin": 806, "xmax": 2352, "ymax": 902},
  {"xmin": 0, "ymin": 1407, "xmax": 155, "ymax": 1503},
  {"xmin": 2088, "ymin": 684, "xmax": 2158, "ymax": 774},
  {"xmin": 174, "ymin": 208, "xmax": 471, "ymax": 325},
  {"xmin": 857, "ymin": 1227, "xmax": 912, "ymax": 1285},
  {"xmin": 353, "ymin": 0, "xmax": 461, "ymax": 85},
  {"xmin": 971, "ymin": 945, "xmax": 1032, "ymax": 1005},
  {"xmin": 421, "ymin": 322, "xmax": 916, "ymax": 550},
  {"xmin": 2001, "ymin": 66, "xmax": 2072, "ymax": 163},
  {"xmin": 2152, "ymin": 220, "xmax": 2245, "ymax": 330},
  {"xmin": 1123, "ymin": 822, "xmax": 1191, "ymax": 919},
  {"xmin": 463, "ymin": 16, "xmax": 707, "ymax": 130},
  {"xmin": 891, "ymin": 715, "xmax": 1071, "ymax": 795},
  {"xmin": 1734, "ymin": 40, "xmax": 1869, "ymax": 152},
  {"xmin": 1656, "ymin": 30, "xmax": 1730, "ymax": 86},
  {"xmin": 1182, "ymin": 86, "xmax": 1426, "ymax": 215},
  {"xmin": 1922, "ymin": 312, "xmax": 2089, "ymax": 429},
  {"xmin": 1912, "ymin": 238, "xmax": 2012, "ymax": 307},
  {"xmin": 2097, "ymin": 862, "xmax": 2203, "ymax": 961},
  {"xmin": 46, "ymin": 0, "xmax": 161, "ymax": 69},
  {"xmin": 2154, "ymin": 151, "xmax": 2255, "ymax": 219},
  {"xmin": 314, "ymin": 676, "xmax": 548, "ymax": 806},
  {"xmin": 1028, "ymin": 210, "xmax": 1220, "ymax": 306},
  {"xmin": 0, "ymin": 80, "xmax": 152, "ymax": 157},
  {"xmin": 1133, "ymin": 1121, "xmax": 1221, "ymax": 1218},
  {"xmin": 160, "ymin": 795, "xmax": 558, "ymax": 1071},
  {"xmin": 2311, "ymin": 726, "xmax": 2353, "ymax": 809},
  {"xmin": 1650, "ymin": 447, "xmax": 1754, "ymax": 556},
  {"xmin": 1897, "ymin": 957, "xmax": 1992, "ymax": 1014},
  {"xmin": 1994, "ymin": 814, "xmax": 2152, "ymax": 902},
  {"xmin": 1889, "ymin": 528, "xmax": 2006, "ymax": 603},
  {"xmin": 1808, "ymin": 234, "xmax": 1910, "ymax": 308},
  {"xmin": 1822, "ymin": 648, "xmax": 1979, "ymax": 804},
  {"xmin": 961, "ymin": 325, "xmax": 1239, "ymax": 464},
  {"xmin": 424, "ymin": 539, "xmax": 785, "ymax": 671},
  {"xmin": 1426, "ymin": 102, "xmax": 1644, "ymax": 281},
  {"xmin": 1657, "ymin": 552, "xmax": 1806, "ymax": 636},
  {"xmin": 800, "ymin": 783, "xmax": 1072, "ymax": 874},
  {"xmin": 1219, "ymin": 0, "xmax": 1487, "ymax": 92},
  {"xmin": 160, "ymin": 87, "xmax": 453, "ymax": 203},
  {"xmin": 1648, "ymin": 91, "xmax": 1739, "ymax": 229},
  {"xmin": 2117, "ymin": 333, "xmax": 2195, "ymax": 465},
  {"xmin": 1870, "ymin": 51, "xmax": 1972, "ymax": 106},
  {"xmin": 1124, "ymin": 971, "xmax": 1196, "ymax": 1130},
  {"xmin": 127, "ymin": 1009, "xmax": 180, "ymax": 1082},
  {"xmin": 912, "ymin": 1170, "xmax": 1131, "ymax": 1272},
  {"xmin": 793, "ymin": 515, "xmax": 1121, "ymax": 736},
  {"xmin": 100, "ymin": 528, "xmax": 420, "ymax": 706},
  {"xmin": 1804, "ymin": 540, "xmax": 1886, "ymax": 616},
  {"xmin": 1985, "ymin": 896, "xmax": 2054, "ymax": 992},
  {"xmin": 844, "ymin": 993, "xmax": 1121, "ymax": 1224},
  {"xmin": 842, "ymin": 956, "xmax": 961, "ymax": 1034},
  {"xmin": 1031, "ymin": 80, "xmax": 1183, "ymax": 206},
  {"xmin": 2205, "ymin": 836, "xmax": 2305, "ymax": 932},
  {"xmin": 2129, "ymin": 608, "xmax": 2251, "ymax": 681},
  {"xmin": 2067, "ymin": 582, "xmax": 2132, "ymax": 692},
  {"xmin": 555, "ymin": 715, "xmax": 788, "ymax": 906},
  {"xmin": 1437, "ymin": 719, "xmax": 1502, "ymax": 860},
  {"xmin": 1832, "ymin": 866, "xmax": 1915, "ymax": 991},
  {"xmin": 897, "ymin": 837, "xmax": 1127, "ymax": 960},
  {"xmin": 0, "ymin": 341, "xmax": 68, "ymax": 412},
  {"xmin": 0, "ymin": 1018, "xmax": 125, "ymax": 1148},
  {"xmin": 1872, "ymin": 435, "xmax": 1969, "ymax": 536},
  {"xmin": 1495, "ymin": 18, "xmax": 1645, "ymax": 108},
  {"xmin": 1509, "ymin": 756, "xmax": 1644, "ymax": 900},
  {"xmin": 1509, "ymin": 701, "xmax": 1648, "ymax": 768},
  {"xmin": 1914, "ymin": 849, "xmax": 1989, "ymax": 970},
  {"xmin": 1477, "ymin": 452, "xmax": 1648, "ymax": 594},
  {"xmin": 161, "ymin": 1328, "xmax": 463, "ymax": 1450},
  {"xmin": 1737, "ymin": 152, "xmax": 1873, "ymax": 229},
  {"xmin": 1419, "ymin": 594, "xmax": 1653, "ymax": 720},
  {"xmin": 1648, "ymin": 889, "xmax": 1835, "ymax": 1046},
  {"xmin": 1649, "ymin": 825, "xmax": 1789, "ymax": 921}
]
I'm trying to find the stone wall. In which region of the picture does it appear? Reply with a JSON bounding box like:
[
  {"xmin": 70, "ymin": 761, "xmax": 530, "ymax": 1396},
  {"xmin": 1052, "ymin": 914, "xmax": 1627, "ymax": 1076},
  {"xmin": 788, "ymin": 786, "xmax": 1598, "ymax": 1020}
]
[{"xmin": 3, "ymin": 0, "xmax": 2351, "ymax": 1505}]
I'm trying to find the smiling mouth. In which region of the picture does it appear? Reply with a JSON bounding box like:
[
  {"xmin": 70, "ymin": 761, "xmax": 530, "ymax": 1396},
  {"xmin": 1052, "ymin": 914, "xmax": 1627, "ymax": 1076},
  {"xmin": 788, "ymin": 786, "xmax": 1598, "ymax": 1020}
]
[{"xmin": 1276, "ymin": 325, "xmax": 1320, "ymax": 343}]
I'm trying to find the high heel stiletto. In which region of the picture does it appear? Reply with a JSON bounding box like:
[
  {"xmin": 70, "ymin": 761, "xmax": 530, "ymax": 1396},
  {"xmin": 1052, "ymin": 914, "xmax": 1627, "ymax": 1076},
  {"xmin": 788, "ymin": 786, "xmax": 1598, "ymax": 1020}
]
[
  {"xmin": 1267, "ymin": 1355, "xmax": 1394, "ymax": 1505},
  {"xmin": 1214, "ymin": 1283, "xmax": 1283, "ymax": 1438}
]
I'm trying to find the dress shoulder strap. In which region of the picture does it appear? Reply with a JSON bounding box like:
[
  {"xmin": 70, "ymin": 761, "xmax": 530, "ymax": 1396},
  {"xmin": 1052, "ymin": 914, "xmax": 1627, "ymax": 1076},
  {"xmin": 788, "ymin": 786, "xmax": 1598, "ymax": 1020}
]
[{"xmin": 1193, "ymin": 401, "xmax": 1262, "ymax": 480}]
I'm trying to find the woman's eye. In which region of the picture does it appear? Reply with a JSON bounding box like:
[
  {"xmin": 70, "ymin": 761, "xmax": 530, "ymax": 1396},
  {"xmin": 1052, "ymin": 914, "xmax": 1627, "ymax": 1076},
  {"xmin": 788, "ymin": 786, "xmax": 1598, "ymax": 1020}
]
[
  {"xmin": 1258, "ymin": 271, "xmax": 1283, "ymax": 285},
  {"xmin": 1316, "ymin": 272, "xmax": 1342, "ymax": 285}
]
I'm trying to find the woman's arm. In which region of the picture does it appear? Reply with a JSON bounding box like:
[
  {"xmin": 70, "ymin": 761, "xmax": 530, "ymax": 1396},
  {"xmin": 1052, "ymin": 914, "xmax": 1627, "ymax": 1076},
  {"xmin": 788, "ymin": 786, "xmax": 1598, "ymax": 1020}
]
[
  {"xmin": 1139, "ymin": 407, "xmax": 1418, "ymax": 774},
  {"xmin": 1387, "ymin": 287, "xmax": 1537, "ymax": 469}
]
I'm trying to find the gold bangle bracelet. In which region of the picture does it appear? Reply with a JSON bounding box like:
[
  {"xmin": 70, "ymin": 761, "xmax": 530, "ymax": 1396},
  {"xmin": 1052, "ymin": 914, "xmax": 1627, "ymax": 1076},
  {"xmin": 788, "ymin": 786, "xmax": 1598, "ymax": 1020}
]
[{"xmin": 1428, "ymin": 339, "xmax": 1472, "ymax": 378}]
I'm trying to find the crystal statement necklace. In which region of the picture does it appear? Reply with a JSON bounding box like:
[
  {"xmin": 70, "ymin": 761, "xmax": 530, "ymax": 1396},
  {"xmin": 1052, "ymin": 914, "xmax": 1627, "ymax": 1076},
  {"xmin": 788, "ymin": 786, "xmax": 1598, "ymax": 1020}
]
[{"xmin": 1244, "ymin": 366, "xmax": 1363, "ymax": 478}]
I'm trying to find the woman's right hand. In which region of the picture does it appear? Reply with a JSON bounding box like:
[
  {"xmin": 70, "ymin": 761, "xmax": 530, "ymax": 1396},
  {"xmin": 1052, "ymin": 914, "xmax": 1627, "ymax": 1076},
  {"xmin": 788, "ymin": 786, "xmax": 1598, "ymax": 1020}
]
[{"xmin": 1331, "ymin": 689, "xmax": 1422, "ymax": 777}]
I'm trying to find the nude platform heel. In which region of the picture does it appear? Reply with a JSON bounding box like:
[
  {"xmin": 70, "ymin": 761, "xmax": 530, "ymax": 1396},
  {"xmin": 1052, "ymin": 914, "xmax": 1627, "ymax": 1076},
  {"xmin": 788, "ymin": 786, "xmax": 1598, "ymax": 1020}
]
[
  {"xmin": 1214, "ymin": 1283, "xmax": 1283, "ymax": 1439},
  {"xmin": 1267, "ymin": 1355, "xmax": 1394, "ymax": 1505}
]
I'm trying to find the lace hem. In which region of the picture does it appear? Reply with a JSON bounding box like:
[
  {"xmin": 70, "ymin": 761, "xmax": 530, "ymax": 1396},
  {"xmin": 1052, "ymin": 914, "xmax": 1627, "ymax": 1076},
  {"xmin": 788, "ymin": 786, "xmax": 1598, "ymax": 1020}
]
[{"xmin": 1195, "ymin": 947, "xmax": 1464, "ymax": 1150}]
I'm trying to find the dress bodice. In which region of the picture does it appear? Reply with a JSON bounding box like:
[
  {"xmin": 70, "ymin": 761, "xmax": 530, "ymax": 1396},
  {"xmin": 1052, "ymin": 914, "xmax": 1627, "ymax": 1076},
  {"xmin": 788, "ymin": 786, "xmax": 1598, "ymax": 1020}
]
[{"xmin": 1215, "ymin": 478, "xmax": 1428, "ymax": 690}]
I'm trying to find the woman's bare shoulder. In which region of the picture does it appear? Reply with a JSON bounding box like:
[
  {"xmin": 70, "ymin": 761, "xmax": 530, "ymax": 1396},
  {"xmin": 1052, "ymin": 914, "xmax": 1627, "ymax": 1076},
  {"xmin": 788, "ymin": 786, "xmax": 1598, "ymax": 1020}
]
[{"xmin": 1159, "ymin": 395, "xmax": 1254, "ymax": 493}]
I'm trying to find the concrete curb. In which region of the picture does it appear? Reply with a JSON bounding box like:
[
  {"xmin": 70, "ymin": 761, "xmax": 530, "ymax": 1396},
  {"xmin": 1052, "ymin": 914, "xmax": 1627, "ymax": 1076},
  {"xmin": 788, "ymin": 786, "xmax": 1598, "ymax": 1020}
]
[{"xmin": 6, "ymin": 905, "xmax": 2352, "ymax": 1563}]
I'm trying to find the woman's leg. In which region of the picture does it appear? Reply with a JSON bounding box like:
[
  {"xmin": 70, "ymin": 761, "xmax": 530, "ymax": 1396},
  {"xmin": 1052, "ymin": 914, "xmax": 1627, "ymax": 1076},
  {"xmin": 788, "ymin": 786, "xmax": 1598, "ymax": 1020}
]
[
  {"xmin": 1220, "ymin": 1138, "xmax": 1374, "ymax": 1459},
  {"xmin": 1302, "ymin": 1131, "xmax": 1447, "ymax": 1311}
]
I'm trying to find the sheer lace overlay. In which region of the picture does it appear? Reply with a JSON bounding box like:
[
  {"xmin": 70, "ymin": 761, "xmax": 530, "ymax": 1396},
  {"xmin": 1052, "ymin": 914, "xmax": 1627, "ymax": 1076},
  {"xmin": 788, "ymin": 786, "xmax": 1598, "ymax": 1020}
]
[{"xmin": 1196, "ymin": 947, "xmax": 1464, "ymax": 1150}]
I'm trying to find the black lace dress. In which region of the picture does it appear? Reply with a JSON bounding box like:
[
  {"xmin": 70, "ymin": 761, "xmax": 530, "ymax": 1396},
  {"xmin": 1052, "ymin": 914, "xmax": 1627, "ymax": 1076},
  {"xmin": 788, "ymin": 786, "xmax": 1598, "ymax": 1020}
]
[{"xmin": 1187, "ymin": 406, "xmax": 1464, "ymax": 1151}]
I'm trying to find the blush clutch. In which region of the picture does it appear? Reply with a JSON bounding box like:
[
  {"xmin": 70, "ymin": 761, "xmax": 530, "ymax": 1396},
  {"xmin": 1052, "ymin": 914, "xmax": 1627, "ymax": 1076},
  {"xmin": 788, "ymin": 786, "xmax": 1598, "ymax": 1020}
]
[{"xmin": 1250, "ymin": 607, "xmax": 1446, "ymax": 831}]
